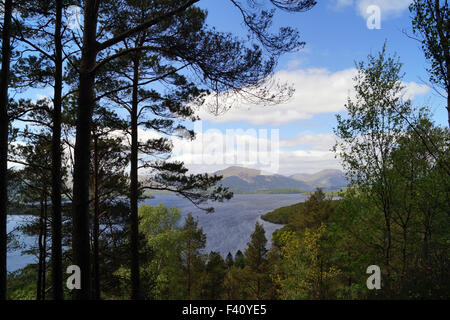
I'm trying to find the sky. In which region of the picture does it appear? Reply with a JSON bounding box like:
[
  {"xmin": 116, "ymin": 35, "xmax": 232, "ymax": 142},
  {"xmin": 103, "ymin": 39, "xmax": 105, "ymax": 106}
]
[
  {"xmin": 12, "ymin": 1, "xmax": 448, "ymax": 177},
  {"xmin": 166, "ymin": 0, "xmax": 446, "ymax": 175}
]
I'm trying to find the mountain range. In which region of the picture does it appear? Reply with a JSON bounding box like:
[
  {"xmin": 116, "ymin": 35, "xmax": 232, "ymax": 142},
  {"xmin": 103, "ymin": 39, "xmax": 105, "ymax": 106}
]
[{"xmin": 215, "ymin": 166, "xmax": 348, "ymax": 192}]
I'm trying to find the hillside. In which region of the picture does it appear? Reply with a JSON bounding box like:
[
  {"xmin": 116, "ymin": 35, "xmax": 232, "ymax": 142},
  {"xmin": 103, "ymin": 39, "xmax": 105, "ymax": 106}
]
[
  {"xmin": 218, "ymin": 174, "xmax": 311, "ymax": 192},
  {"xmin": 261, "ymin": 202, "xmax": 307, "ymax": 224},
  {"xmin": 216, "ymin": 166, "xmax": 263, "ymax": 179},
  {"xmin": 290, "ymin": 169, "xmax": 347, "ymax": 189},
  {"xmin": 215, "ymin": 166, "xmax": 348, "ymax": 192}
]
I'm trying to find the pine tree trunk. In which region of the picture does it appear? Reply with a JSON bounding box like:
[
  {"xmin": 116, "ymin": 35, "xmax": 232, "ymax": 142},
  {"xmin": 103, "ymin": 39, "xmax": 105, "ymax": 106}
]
[
  {"xmin": 0, "ymin": 0, "xmax": 12, "ymax": 301},
  {"xmin": 130, "ymin": 57, "xmax": 140, "ymax": 300},
  {"xmin": 37, "ymin": 198, "xmax": 45, "ymax": 300},
  {"xmin": 92, "ymin": 135, "xmax": 100, "ymax": 299},
  {"xmin": 51, "ymin": 0, "xmax": 64, "ymax": 300},
  {"xmin": 187, "ymin": 241, "xmax": 191, "ymax": 300},
  {"xmin": 42, "ymin": 195, "xmax": 48, "ymax": 300},
  {"xmin": 72, "ymin": 0, "xmax": 98, "ymax": 300}
]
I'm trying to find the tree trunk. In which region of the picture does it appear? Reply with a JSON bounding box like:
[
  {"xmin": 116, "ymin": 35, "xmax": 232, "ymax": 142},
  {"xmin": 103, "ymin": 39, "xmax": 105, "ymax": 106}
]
[
  {"xmin": 447, "ymin": 95, "xmax": 449, "ymax": 129},
  {"xmin": 186, "ymin": 241, "xmax": 191, "ymax": 300},
  {"xmin": 37, "ymin": 193, "xmax": 48, "ymax": 300},
  {"xmin": 51, "ymin": 0, "xmax": 64, "ymax": 300},
  {"xmin": 92, "ymin": 135, "xmax": 100, "ymax": 299},
  {"xmin": 72, "ymin": 0, "xmax": 99, "ymax": 300},
  {"xmin": 42, "ymin": 195, "xmax": 48, "ymax": 300},
  {"xmin": 130, "ymin": 56, "xmax": 140, "ymax": 300},
  {"xmin": 385, "ymin": 210, "xmax": 392, "ymax": 292},
  {"xmin": 0, "ymin": 0, "xmax": 13, "ymax": 301},
  {"xmin": 37, "ymin": 198, "xmax": 45, "ymax": 300}
]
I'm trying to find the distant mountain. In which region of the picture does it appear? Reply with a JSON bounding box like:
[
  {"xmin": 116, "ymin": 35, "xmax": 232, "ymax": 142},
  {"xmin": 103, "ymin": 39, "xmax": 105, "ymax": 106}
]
[
  {"xmin": 215, "ymin": 166, "xmax": 348, "ymax": 192},
  {"xmin": 290, "ymin": 169, "xmax": 348, "ymax": 189},
  {"xmin": 216, "ymin": 166, "xmax": 263, "ymax": 180},
  {"xmin": 215, "ymin": 166, "xmax": 310, "ymax": 192}
]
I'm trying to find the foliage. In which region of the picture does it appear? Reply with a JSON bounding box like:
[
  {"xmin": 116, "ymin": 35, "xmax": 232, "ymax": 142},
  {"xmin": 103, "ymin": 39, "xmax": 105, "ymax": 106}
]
[
  {"xmin": 276, "ymin": 225, "xmax": 340, "ymax": 299},
  {"xmin": 410, "ymin": 0, "xmax": 449, "ymax": 97},
  {"xmin": 262, "ymin": 202, "xmax": 306, "ymax": 225},
  {"xmin": 262, "ymin": 189, "xmax": 340, "ymax": 226},
  {"xmin": 7, "ymin": 265, "xmax": 37, "ymax": 300},
  {"xmin": 332, "ymin": 44, "xmax": 450, "ymax": 298}
]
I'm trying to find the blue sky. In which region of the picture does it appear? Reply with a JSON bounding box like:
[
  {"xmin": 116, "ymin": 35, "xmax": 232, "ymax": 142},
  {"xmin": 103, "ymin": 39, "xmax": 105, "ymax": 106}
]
[
  {"xmin": 13, "ymin": 1, "xmax": 447, "ymax": 176},
  {"xmin": 167, "ymin": 0, "xmax": 446, "ymax": 175}
]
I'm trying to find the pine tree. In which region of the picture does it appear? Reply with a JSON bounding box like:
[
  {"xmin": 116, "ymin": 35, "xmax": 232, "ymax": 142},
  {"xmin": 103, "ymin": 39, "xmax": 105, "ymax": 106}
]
[
  {"xmin": 201, "ymin": 252, "xmax": 226, "ymax": 299},
  {"xmin": 94, "ymin": 3, "xmax": 214, "ymax": 297},
  {"xmin": 11, "ymin": 0, "xmax": 78, "ymax": 299},
  {"xmin": 67, "ymin": 0, "xmax": 315, "ymax": 299},
  {"xmin": 244, "ymin": 222, "xmax": 272, "ymax": 299},
  {"xmin": 0, "ymin": 0, "xmax": 13, "ymax": 300},
  {"xmin": 180, "ymin": 213, "xmax": 206, "ymax": 299},
  {"xmin": 12, "ymin": 133, "xmax": 53, "ymax": 300},
  {"xmin": 234, "ymin": 250, "xmax": 245, "ymax": 269},
  {"xmin": 245, "ymin": 222, "xmax": 268, "ymax": 272},
  {"xmin": 225, "ymin": 252, "xmax": 234, "ymax": 268},
  {"xmin": 89, "ymin": 106, "xmax": 129, "ymax": 299}
]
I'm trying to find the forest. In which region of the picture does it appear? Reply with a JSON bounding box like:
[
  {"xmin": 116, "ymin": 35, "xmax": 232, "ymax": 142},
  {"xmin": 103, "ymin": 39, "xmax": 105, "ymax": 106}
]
[{"xmin": 0, "ymin": 0, "xmax": 449, "ymax": 300}]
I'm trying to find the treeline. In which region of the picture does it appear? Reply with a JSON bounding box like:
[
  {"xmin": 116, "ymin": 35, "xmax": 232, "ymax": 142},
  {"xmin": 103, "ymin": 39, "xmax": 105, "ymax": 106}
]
[
  {"xmin": 262, "ymin": 200, "xmax": 313, "ymax": 225},
  {"xmin": 4, "ymin": 197, "xmax": 349, "ymax": 300},
  {"xmin": 8, "ymin": 170, "xmax": 449, "ymax": 301},
  {"xmin": 265, "ymin": 45, "xmax": 449, "ymax": 299},
  {"xmin": 0, "ymin": 0, "xmax": 317, "ymax": 300}
]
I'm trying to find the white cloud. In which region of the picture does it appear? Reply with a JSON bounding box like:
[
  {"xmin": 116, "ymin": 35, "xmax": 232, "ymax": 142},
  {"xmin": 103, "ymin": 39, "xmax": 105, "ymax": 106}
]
[
  {"xmin": 196, "ymin": 67, "xmax": 429, "ymax": 125},
  {"xmin": 332, "ymin": 0, "xmax": 413, "ymax": 18},
  {"xmin": 280, "ymin": 133, "xmax": 337, "ymax": 150},
  {"xmin": 357, "ymin": 0, "xmax": 413, "ymax": 18},
  {"xmin": 168, "ymin": 127, "xmax": 341, "ymax": 175},
  {"xmin": 278, "ymin": 133, "xmax": 341, "ymax": 174},
  {"xmin": 170, "ymin": 125, "xmax": 281, "ymax": 173},
  {"xmin": 278, "ymin": 149, "xmax": 340, "ymax": 175},
  {"xmin": 403, "ymin": 82, "xmax": 430, "ymax": 100},
  {"xmin": 197, "ymin": 68, "xmax": 358, "ymax": 125},
  {"xmin": 108, "ymin": 128, "xmax": 162, "ymax": 147}
]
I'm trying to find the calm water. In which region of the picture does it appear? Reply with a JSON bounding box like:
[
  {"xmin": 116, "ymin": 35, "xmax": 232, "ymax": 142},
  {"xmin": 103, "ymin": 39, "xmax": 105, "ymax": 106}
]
[
  {"xmin": 144, "ymin": 193, "xmax": 307, "ymax": 254},
  {"xmin": 7, "ymin": 215, "xmax": 37, "ymax": 273},
  {"xmin": 7, "ymin": 193, "xmax": 307, "ymax": 273}
]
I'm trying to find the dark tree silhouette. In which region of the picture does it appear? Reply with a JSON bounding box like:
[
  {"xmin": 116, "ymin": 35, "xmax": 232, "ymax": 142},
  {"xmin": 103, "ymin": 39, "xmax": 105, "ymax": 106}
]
[
  {"xmin": 70, "ymin": 0, "xmax": 315, "ymax": 299},
  {"xmin": 10, "ymin": 0, "xmax": 79, "ymax": 299},
  {"xmin": 0, "ymin": 0, "xmax": 13, "ymax": 301}
]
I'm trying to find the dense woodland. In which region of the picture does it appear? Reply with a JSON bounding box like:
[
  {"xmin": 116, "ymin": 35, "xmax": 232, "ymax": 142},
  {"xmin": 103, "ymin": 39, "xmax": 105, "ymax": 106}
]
[{"xmin": 0, "ymin": 0, "xmax": 449, "ymax": 300}]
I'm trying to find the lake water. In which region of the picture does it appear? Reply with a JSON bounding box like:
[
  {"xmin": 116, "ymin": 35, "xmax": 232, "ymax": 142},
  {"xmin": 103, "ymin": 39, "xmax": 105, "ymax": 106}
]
[
  {"xmin": 7, "ymin": 215, "xmax": 38, "ymax": 273},
  {"xmin": 7, "ymin": 193, "xmax": 307, "ymax": 273},
  {"xmin": 144, "ymin": 193, "xmax": 307, "ymax": 254}
]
